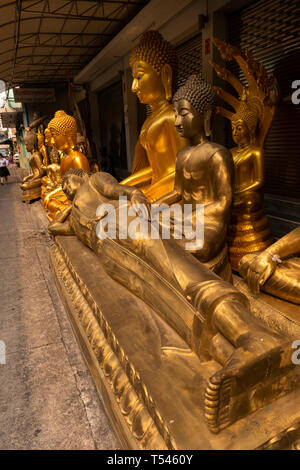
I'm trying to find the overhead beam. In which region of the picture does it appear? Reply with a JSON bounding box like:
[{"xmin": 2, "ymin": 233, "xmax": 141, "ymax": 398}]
[{"xmin": 19, "ymin": 12, "xmax": 124, "ymax": 21}]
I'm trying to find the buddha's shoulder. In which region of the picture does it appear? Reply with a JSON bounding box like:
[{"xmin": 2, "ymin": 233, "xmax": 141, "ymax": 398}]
[
  {"xmin": 68, "ymin": 150, "xmax": 90, "ymax": 169},
  {"xmin": 31, "ymin": 150, "xmax": 42, "ymax": 161}
]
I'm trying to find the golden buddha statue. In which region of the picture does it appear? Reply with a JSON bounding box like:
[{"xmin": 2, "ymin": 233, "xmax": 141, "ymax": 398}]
[
  {"xmin": 49, "ymin": 76, "xmax": 234, "ymax": 281},
  {"xmin": 47, "ymin": 77, "xmax": 300, "ymax": 447},
  {"xmin": 20, "ymin": 129, "xmax": 44, "ymax": 202},
  {"xmin": 43, "ymin": 148, "xmax": 62, "ymax": 198},
  {"xmin": 210, "ymin": 38, "xmax": 276, "ymax": 271},
  {"xmin": 239, "ymin": 226, "xmax": 300, "ymax": 304},
  {"xmin": 43, "ymin": 110, "xmax": 90, "ymax": 219},
  {"xmin": 40, "ymin": 127, "xmax": 53, "ymax": 199},
  {"xmin": 120, "ymin": 30, "xmax": 187, "ymax": 202},
  {"xmin": 37, "ymin": 127, "xmax": 48, "ymax": 167}
]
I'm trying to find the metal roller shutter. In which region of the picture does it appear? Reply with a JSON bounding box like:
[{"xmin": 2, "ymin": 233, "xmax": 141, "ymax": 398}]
[
  {"xmin": 228, "ymin": 0, "xmax": 300, "ymax": 200},
  {"xmin": 146, "ymin": 32, "xmax": 202, "ymax": 115},
  {"xmin": 176, "ymin": 33, "xmax": 202, "ymax": 87}
]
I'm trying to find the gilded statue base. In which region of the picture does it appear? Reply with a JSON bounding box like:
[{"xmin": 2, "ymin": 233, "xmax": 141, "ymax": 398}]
[
  {"xmin": 50, "ymin": 235, "xmax": 300, "ymax": 450},
  {"xmin": 21, "ymin": 186, "xmax": 42, "ymax": 204}
]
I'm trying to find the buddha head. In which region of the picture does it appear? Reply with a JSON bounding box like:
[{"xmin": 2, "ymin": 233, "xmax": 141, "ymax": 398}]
[
  {"xmin": 130, "ymin": 30, "xmax": 177, "ymax": 105},
  {"xmin": 231, "ymin": 98, "xmax": 261, "ymax": 147},
  {"xmin": 173, "ymin": 75, "xmax": 216, "ymax": 141},
  {"xmin": 61, "ymin": 168, "xmax": 89, "ymax": 201},
  {"xmin": 44, "ymin": 127, "xmax": 53, "ymax": 147},
  {"xmin": 48, "ymin": 110, "xmax": 77, "ymax": 152},
  {"xmin": 24, "ymin": 130, "xmax": 38, "ymax": 153}
]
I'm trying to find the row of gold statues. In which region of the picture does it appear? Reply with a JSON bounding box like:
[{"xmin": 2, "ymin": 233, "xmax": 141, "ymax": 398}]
[{"xmin": 21, "ymin": 31, "xmax": 300, "ymax": 448}]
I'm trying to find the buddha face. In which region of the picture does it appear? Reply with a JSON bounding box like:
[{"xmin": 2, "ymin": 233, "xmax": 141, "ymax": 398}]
[
  {"xmin": 50, "ymin": 128, "xmax": 76, "ymax": 152},
  {"xmin": 232, "ymin": 120, "xmax": 250, "ymax": 146},
  {"xmin": 24, "ymin": 134, "xmax": 36, "ymax": 153},
  {"xmin": 173, "ymin": 99, "xmax": 204, "ymax": 141},
  {"xmin": 62, "ymin": 174, "xmax": 82, "ymax": 201},
  {"xmin": 131, "ymin": 60, "xmax": 165, "ymax": 105}
]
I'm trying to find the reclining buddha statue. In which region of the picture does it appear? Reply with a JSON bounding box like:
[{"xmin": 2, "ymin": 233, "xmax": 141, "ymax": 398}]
[
  {"xmin": 43, "ymin": 110, "xmax": 90, "ymax": 219},
  {"xmin": 210, "ymin": 38, "xmax": 277, "ymax": 271},
  {"xmin": 120, "ymin": 30, "xmax": 187, "ymax": 202},
  {"xmin": 48, "ymin": 77, "xmax": 300, "ymax": 446}
]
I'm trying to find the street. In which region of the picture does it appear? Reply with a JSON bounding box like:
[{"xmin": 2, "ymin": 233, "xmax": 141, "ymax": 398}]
[{"xmin": 0, "ymin": 167, "xmax": 119, "ymax": 450}]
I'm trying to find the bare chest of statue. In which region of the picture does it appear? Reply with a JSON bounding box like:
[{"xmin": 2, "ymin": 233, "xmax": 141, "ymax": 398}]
[
  {"xmin": 139, "ymin": 105, "xmax": 176, "ymax": 181},
  {"xmin": 29, "ymin": 152, "xmax": 42, "ymax": 176},
  {"xmin": 178, "ymin": 143, "xmax": 216, "ymax": 205},
  {"xmin": 231, "ymin": 146, "xmax": 260, "ymax": 194}
]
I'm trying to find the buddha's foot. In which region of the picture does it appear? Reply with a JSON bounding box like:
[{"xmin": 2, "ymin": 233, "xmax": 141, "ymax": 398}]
[{"xmin": 205, "ymin": 340, "xmax": 297, "ymax": 433}]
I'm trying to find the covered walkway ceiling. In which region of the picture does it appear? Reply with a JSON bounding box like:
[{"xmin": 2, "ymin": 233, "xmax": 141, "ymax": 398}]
[{"xmin": 0, "ymin": 0, "xmax": 149, "ymax": 87}]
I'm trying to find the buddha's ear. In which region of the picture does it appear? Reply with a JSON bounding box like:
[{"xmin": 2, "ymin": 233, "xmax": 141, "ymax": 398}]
[
  {"xmin": 204, "ymin": 109, "xmax": 212, "ymax": 137},
  {"xmin": 161, "ymin": 63, "xmax": 173, "ymax": 101},
  {"xmin": 67, "ymin": 133, "xmax": 76, "ymax": 149}
]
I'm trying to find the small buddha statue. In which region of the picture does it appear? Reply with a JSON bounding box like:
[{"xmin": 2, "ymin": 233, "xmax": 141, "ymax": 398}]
[
  {"xmin": 120, "ymin": 30, "xmax": 187, "ymax": 202},
  {"xmin": 37, "ymin": 127, "xmax": 48, "ymax": 167},
  {"xmin": 43, "ymin": 110, "xmax": 90, "ymax": 219},
  {"xmin": 239, "ymin": 226, "xmax": 300, "ymax": 304},
  {"xmin": 20, "ymin": 129, "xmax": 44, "ymax": 201},
  {"xmin": 43, "ymin": 148, "xmax": 62, "ymax": 198},
  {"xmin": 210, "ymin": 38, "xmax": 276, "ymax": 271}
]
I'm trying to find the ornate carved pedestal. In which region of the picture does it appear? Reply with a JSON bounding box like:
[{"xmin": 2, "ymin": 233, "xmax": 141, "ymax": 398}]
[{"xmin": 50, "ymin": 236, "xmax": 300, "ymax": 450}]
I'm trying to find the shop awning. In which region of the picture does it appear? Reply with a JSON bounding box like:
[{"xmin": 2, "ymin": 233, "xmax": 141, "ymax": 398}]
[{"xmin": 0, "ymin": 0, "xmax": 149, "ymax": 88}]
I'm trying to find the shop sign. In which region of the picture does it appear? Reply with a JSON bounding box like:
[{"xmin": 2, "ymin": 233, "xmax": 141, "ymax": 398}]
[{"xmin": 13, "ymin": 88, "xmax": 55, "ymax": 103}]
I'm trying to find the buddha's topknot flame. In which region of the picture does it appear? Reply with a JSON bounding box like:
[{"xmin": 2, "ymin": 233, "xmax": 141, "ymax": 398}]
[{"xmin": 173, "ymin": 75, "xmax": 217, "ymax": 115}]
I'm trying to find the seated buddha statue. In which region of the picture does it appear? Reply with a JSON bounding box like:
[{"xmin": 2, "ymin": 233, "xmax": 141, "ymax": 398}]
[
  {"xmin": 20, "ymin": 129, "xmax": 44, "ymax": 201},
  {"xmin": 239, "ymin": 226, "xmax": 300, "ymax": 304},
  {"xmin": 210, "ymin": 38, "xmax": 276, "ymax": 271},
  {"xmin": 120, "ymin": 30, "xmax": 187, "ymax": 202},
  {"xmin": 43, "ymin": 148, "xmax": 62, "ymax": 198},
  {"xmin": 43, "ymin": 110, "xmax": 90, "ymax": 219}
]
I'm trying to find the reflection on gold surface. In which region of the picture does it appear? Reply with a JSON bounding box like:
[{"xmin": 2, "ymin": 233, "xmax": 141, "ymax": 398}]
[{"xmin": 210, "ymin": 38, "xmax": 277, "ymax": 270}]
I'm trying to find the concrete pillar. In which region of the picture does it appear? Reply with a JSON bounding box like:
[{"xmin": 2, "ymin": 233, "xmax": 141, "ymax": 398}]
[{"xmin": 88, "ymin": 90, "xmax": 102, "ymax": 164}]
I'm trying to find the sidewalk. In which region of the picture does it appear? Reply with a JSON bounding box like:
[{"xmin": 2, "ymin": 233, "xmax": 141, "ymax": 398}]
[{"xmin": 0, "ymin": 169, "xmax": 119, "ymax": 450}]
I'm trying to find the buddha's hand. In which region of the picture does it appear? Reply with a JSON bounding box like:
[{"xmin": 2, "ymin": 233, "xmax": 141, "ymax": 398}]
[
  {"xmin": 130, "ymin": 189, "xmax": 151, "ymax": 219},
  {"xmin": 239, "ymin": 251, "xmax": 277, "ymax": 295}
]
